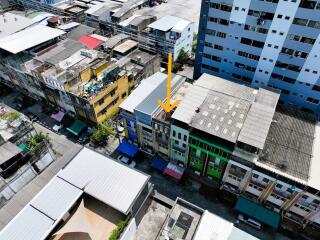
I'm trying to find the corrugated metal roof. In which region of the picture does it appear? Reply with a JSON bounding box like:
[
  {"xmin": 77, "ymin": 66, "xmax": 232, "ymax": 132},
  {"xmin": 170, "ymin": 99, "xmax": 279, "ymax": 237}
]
[
  {"xmin": 0, "ymin": 25, "xmax": 65, "ymax": 54},
  {"xmin": 238, "ymin": 102, "xmax": 274, "ymax": 149},
  {"xmin": 238, "ymin": 88, "xmax": 279, "ymax": 149},
  {"xmin": 68, "ymin": 24, "xmax": 95, "ymax": 41},
  {"xmin": 119, "ymin": 72, "xmax": 166, "ymax": 113},
  {"xmin": 30, "ymin": 177, "xmax": 82, "ymax": 221},
  {"xmin": 191, "ymin": 91, "xmax": 250, "ymax": 143},
  {"xmin": 173, "ymin": 74, "xmax": 279, "ymax": 148},
  {"xmin": 0, "ymin": 147, "xmax": 149, "ymax": 239},
  {"xmin": 119, "ymin": 14, "xmax": 141, "ymax": 27},
  {"xmin": 258, "ymin": 105, "xmax": 316, "ymax": 183},
  {"xmin": 58, "ymin": 147, "xmax": 149, "ymax": 214},
  {"xmin": 79, "ymin": 35, "xmax": 103, "ymax": 49},
  {"xmin": 195, "ymin": 74, "xmax": 257, "ymax": 103},
  {"xmin": 0, "ymin": 205, "xmax": 54, "ymax": 240},
  {"xmin": 193, "ymin": 210, "xmax": 233, "ymax": 240},
  {"xmin": 113, "ymin": 39, "xmax": 138, "ymax": 54},
  {"xmin": 36, "ymin": 39, "xmax": 86, "ymax": 66},
  {"xmin": 308, "ymin": 122, "xmax": 320, "ymax": 190},
  {"xmin": 148, "ymin": 15, "xmax": 183, "ymax": 32},
  {"xmin": 171, "ymin": 85, "xmax": 208, "ymax": 124},
  {"xmin": 104, "ymin": 33, "xmax": 129, "ymax": 49}
]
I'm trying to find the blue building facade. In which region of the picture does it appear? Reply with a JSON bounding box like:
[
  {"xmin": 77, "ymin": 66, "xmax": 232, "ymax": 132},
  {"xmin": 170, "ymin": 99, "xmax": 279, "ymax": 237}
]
[{"xmin": 194, "ymin": 0, "xmax": 320, "ymax": 114}]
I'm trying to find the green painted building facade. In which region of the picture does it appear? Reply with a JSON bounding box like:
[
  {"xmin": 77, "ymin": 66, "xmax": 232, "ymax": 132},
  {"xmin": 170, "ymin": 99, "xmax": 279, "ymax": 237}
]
[{"xmin": 187, "ymin": 134, "xmax": 233, "ymax": 181}]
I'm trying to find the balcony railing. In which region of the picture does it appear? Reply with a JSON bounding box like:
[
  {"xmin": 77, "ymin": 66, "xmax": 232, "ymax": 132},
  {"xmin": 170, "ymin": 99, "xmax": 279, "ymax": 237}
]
[
  {"xmin": 171, "ymin": 144, "xmax": 186, "ymax": 153},
  {"xmin": 273, "ymin": 189, "xmax": 291, "ymax": 200},
  {"xmin": 297, "ymin": 200, "xmax": 319, "ymax": 211},
  {"xmin": 250, "ymin": 178, "xmax": 268, "ymax": 189}
]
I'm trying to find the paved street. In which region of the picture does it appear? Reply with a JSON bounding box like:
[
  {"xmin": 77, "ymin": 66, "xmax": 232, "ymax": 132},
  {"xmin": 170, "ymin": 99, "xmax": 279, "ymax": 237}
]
[
  {"xmin": 136, "ymin": 0, "xmax": 201, "ymax": 31},
  {"xmin": 131, "ymin": 156, "xmax": 292, "ymax": 240},
  {"xmin": 0, "ymin": 89, "xmax": 83, "ymax": 229},
  {"xmin": 0, "ymin": 89, "xmax": 296, "ymax": 239}
]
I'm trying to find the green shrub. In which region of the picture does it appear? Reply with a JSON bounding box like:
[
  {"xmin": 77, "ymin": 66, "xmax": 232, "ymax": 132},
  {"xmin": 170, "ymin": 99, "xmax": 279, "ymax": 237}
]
[
  {"xmin": 108, "ymin": 217, "xmax": 130, "ymax": 240},
  {"xmin": 91, "ymin": 122, "xmax": 114, "ymax": 144},
  {"xmin": 0, "ymin": 112, "xmax": 20, "ymax": 121},
  {"xmin": 27, "ymin": 132, "xmax": 49, "ymax": 148}
]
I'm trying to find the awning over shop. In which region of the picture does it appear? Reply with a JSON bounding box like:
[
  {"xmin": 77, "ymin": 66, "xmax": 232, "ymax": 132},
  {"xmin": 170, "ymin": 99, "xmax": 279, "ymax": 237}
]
[
  {"xmin": 151, "ymin": 156, "xmax": 168, "ymax": 172},
  {"xmin": 164, "ymin": 162, "xmax": 185, "ymax": 180},
  {"xmin": 235, "ymin": 196, "xmax": 280, "ymax": 229},
  {"xmin": 67, "ymin": 120, "xmax": 87, "ymax": 136},
  {"xmin": 51, "ymin": 111, "xmax": 65, "ymax": 122},
  {"xmin": 116, "ymin": 140, "xmax": 139, "ymax": 158},
  {"xmin": 19, "ymin": 143, "xmax": 31, "ymax": 152}
]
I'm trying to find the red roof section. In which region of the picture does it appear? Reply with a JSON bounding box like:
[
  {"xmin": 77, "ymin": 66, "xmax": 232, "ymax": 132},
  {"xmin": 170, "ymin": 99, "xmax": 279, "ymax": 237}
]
[{"xmin": 78, "ymin": 35, "xmax": 103, "ymax": 49}]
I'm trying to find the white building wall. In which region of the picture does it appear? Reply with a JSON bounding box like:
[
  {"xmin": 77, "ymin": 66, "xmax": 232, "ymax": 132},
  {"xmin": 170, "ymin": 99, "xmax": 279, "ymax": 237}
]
[
  {"xmin": 172, "ymin": 22, "xmax": 195, "ymax": 61},
  {"xmin": 229, "ymin": 0, "xmax": 251, "ymax": 24},
  {"xmin": 252, "ymin": 0, "xmax": 300, "ymax": 87},
  {"xmin": 296, "ymin": 33, "xmax": 320, "ymax": 85},
  {"xmin": 170, "ymin": 124, "xmax": 189, "ymax": 165},
  {"xmin": 120, "ymin": 218, "xmax": 137, "ymax": 240}
]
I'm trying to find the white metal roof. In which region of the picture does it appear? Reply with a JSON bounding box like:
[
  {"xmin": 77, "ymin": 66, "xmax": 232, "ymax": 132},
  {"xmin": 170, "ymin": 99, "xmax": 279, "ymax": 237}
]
[
  {"xmin": 0, "ymin": 147, "xmax": 150, "ymax": 240},
  {"xmin": 148, "ymin": 15, "xmax": 186, "ymax": 32},
  {"xmin": 58, "ymin": 147, "xmax": 149, "ymax": 214},
  {"xmin": 193, "ymin": 210, "xmax": 233, "ymax": 240},
  {"xmin": 0, "ymin": 25, "xmax": 65, "ymax": 54},
  {"xmin": 171, "ymin": 19, "xmax": 190, "ymax": 33},
  {"xmin": 0, "ymin": 13, "xmax": 35, "ymax": 38},
  {"xmin": 30, "ymin": 177, "xmax": 82, "ymax": 221},
  {"xmin": 171, "ymin": 85, "xmax": 208, "ymax": 124},
  {"xmin": 228, "ymin": 227, "xmax": 260, "ymax": 240},
  {"xmin": 119, "ymin": 14, "xmax": 141, "ymax": 27},
  {"xmin": 0, "ymin": 205, "xmax": 54, "ymax": 240},
  {"xmin": 57, "ymin": 21, "xmax": 80, "ymax": 30},
  {"xmin": 119, "ymin": 72, "xmax": 165, "ymax": 113}
]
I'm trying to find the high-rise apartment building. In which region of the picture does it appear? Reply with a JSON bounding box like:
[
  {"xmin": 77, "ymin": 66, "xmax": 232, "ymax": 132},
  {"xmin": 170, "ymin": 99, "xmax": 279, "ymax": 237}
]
[{"xmin": 194, "ymin": 0, "xmax": 320, "ymax": 114}]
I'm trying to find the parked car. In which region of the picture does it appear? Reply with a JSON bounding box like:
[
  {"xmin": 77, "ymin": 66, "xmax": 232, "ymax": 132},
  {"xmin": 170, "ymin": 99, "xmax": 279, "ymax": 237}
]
[
  {"xmin": 25, "ymin": 111, "xmax": 39, "ymax": 122},
  {"xmin": 78, "ymin": 134, "xmax": 90, "ymax": 145},
  {"xmin": 117, "ymin": 155, "xmax": 136, "ymax": 168},
  {"xmin": 238, "ymin": 214, "xmax": 262, "ymax": 229},
  {"xmin": 52, "ymin": 123, "xmax": 63, "ymax": 132}
]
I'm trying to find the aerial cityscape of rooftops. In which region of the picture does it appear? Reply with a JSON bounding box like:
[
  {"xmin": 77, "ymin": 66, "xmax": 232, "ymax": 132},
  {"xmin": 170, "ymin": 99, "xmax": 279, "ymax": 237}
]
[{"xmin": 0, "ymin": 0, "xmax": 320, "ymax": 239}]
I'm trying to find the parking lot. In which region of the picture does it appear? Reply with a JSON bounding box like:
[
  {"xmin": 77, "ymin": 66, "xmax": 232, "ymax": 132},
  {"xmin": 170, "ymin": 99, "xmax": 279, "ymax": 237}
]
[{"xmin": 136, "ymin": 0, "xmax": 202, "ymax": 31}]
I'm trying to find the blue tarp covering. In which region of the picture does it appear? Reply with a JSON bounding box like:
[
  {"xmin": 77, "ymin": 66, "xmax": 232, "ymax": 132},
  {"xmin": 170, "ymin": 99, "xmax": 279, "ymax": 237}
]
[
  {"xmin": 151, "ymin": 156, "xmax": 168, "ymax": 172},
  {"xmin": 117, "ymin": 140, "xmax": 139, "ymax": 157}
]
